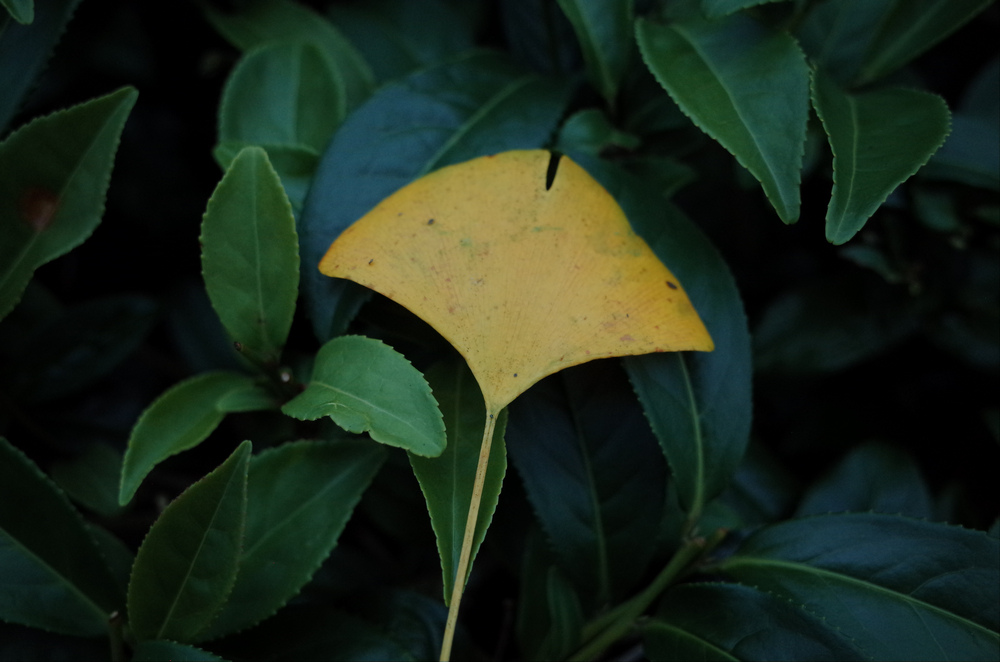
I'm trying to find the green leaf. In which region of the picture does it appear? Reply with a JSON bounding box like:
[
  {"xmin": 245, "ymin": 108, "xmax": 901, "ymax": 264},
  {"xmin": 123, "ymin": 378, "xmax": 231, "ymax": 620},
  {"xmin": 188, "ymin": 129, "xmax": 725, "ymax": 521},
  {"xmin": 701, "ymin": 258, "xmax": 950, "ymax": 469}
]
[
  {"xmin": 516, "ymin": 528, "xmax": 585, "ymax": 661},
  {"xmin": 201, "ymin": 146, "xmax": 299, "ymax": 367},
  {"xmin": 201, "ymin": 0, "xmax": 373, "ymax": 112},
  {"xmin": 556, "ymin": 0, "xmax": 633, "ymax": 104},
  {"xmin": 281, "ymin": 335, "xmax": 446, "ymax": 457},
  {"xmin": 299, "ymin": 51, "xmax": 571, "ymax": 341},
  {"xmin": 555, "ymin": 109, "xmax": 641, "ymax": 156},
  {"xmin": 644, "ymin": 582, "xmax": 864, "ymax": 660},
  {"xmin": 212, "ymin": 141, "xmax": 319, "ymax": 214},
  {"xmin": 132, "ymin": 640, "xmax": 227, "ymax": 662},
  {"xmin": 811, "ymin": 71, "xmax": 951, "ymax": 244},
  {"xmin": 0, "ymin": 0, "xmax": 79, "ymax": 133},
  {"xmin": 507, "ymin": 360, "xmax": 667, "ymax": 607},
  {"xmin": 499, "ymin": 0, "xmax": 581, "ymax": 76},
  {"xmin": 0, "ymin": 87, "xmax": 137, "ymax": 322},
  {"xmin": 636, "ymin": 15, "xmax": 809, "ymax": 222},
  {"xmin": 796, "ymin": 441, "xmax": 933, "ymax": 519},
  {"xmin": 700, "ymin": 0, "xmax": 785, "ymax": 18},
  {"xmin": 718, "ymin": 514, "xmax": 1000, "ymax": 661},
  {"xmin": 0, "ymin": 437, "xmax": 122, "ymax": 636},
  {"xmin": 795, "ymin": 0, "xmax": 893, "ymax": 86},
  {"xmin": 199, "ymin": 438, "xmax": 386, "ymax": 640},
  {"xmin": 218, "ymin": 41, "xmax": 345, "ymax": 154},
  {"xmin": 50, "ymin": 442, "xmax": 125, "ymax": 518},
  {"xmin": 128, "ymin": 440, "xmax": 251, "ymax": 643},
  {"xmin": 408, "ymin": 359, "xmax": 507, "ymax": 603},
  {"xmin": 1, "ymin": 0, "xmax": 32, "ymax": 24},
  {"xmin": 119, "ymin": 371, "xmax": 260, "ymax": 506},
  {"xmin": 858, "ymin": 0, "xmax": 994, "ymax": 85},
  {"xmin": 922, "ymin": 95, "xmax": 999, "ymax": 190}
]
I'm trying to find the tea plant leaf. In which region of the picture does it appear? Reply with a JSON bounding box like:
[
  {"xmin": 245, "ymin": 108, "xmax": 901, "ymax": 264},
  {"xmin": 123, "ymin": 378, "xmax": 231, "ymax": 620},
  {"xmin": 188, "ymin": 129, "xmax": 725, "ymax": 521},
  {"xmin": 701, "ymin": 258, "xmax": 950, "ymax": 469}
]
[
  {"xmin": 201, "ymin": 146, "xmax": 299, "ymax": 367},
  {"xmin": 202, "ymin": 0, "xmax": 373, "ymax": 111},
  {"xmin": 636, "ymin": 14, "xmax": 809, "ymax": 223},
  {"xmin": 507, "ymin": 361, "xmax": 668, "ymax": 608},
  {"xmin": 50, "ymin": 442, "xmax": 125, "ymax": 518},
  {"xmin": 199, "ymin": 438, "xmax": 386, "ymax": 640},
  {"xmin": 0, "ymin": 86, "xmax": 137, "ymax": 322},
  {"xmin": 132, "ymin": 640, "xmax": 226, "ymax": 662},
  {"xmin": 281, "ymin": 335, "xmax": 446, "ymax": 457},
  {"xmin": 128, "ymin": 440, "xmax": 251, "ymax": 643},
  {"xmin": 700, "ymin": 0, "xmax": 784, "ymax": 19},
  {"xmin": 718, "ymin": 514, "xmax": 1000, "ymax": 660},
  {"xmin": 643, "ymin": 582, "xmax": 864, "ymax": 660},
  {"xmin": 795, "ymin": 0, "xmax": 893, "ymax": 86},
  {"xmin": 321, "ymin": 150, "xmax": 713, "ymax": 413},
  {"xmin": 1, "ymin": 0, "xmax": 33, "ymax": 24},
  {"xmin": 213, "ymin": 141, "xmax": 319, "ymax": 214},
  {"xmin": 811, "ymin": 71, "xmax": 950, "ymax": 245},
  {"xmin": 858, "ymin": 0, "xmax": 994, "ymax": 85},
  {"xmin": 0, "ymin": 437, "xmax": 122, "ymax": 636},
  {"xmin": 408, "ymin": 360, "xmax": 508, "ymax": 603},
  {"xmin": 299, "ymin": 51, "xmax": 570, "ymax": 341},
  {"xmin": 556, "ymin": 0, "xmax": 633, "ymax": 104},
  {"xmin": 119, "ymin": 371, "xmax": 261, "ymax": 506},
  {"xmin": 218, "ymin": 41, "xmax": 345, "ymax": 153}
]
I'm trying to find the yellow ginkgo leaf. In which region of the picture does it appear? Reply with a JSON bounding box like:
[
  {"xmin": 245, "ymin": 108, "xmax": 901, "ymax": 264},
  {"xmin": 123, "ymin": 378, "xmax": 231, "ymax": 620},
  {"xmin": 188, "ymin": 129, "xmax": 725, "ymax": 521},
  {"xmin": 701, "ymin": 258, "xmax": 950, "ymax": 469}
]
[{"xmin": 320, "ymin": 149, "xmax": 713, "ymax": 413}]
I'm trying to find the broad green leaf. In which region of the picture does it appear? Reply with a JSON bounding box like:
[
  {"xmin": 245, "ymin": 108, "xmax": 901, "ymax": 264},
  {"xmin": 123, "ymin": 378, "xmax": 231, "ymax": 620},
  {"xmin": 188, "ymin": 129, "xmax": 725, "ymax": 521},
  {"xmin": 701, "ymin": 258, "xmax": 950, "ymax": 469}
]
[
  {"xmin": 795, "ymin": 0, "xmax": 893, "ymax": 86},
  {"xmin": 119, "ymin": 371, "xmax": 260, "ymax": 505},
  {"xmin": 718, "ymin": 514, "xmax": 1000, "ymax": 661},
  {"xmin": 212, "ymin": 141, "xmax": 319, "ymax": 214},
  {"xmin": 0, "ymin": 0, "xmax": 79, "ymax": 133},
  {"xmin": 0, "ymin": 437, "xmax": 122, "ymax": 636},
  {"xmin": 1, "ymin": 0, "xmax": 32, "ymax": 24},
  {"xmin": 700, "ymin": 0, "xmax": 785, "ymax": 18},
  {"xmin": 408, "ymin": 360, "xmax": 507, "ymax": 603},
  {"xmin": 858, "ymin": 0, "xmax": 994, "ymax": 85},
  {"xmin": 796, "ymin": 441, "xmax": 933, "ymax": 519},
  {"xmin": 644, "ymin": 582, "xmax": 863, "ymax": 660},
  {"xmin": 0, "ymin": 87, "xmax": 137, "ymax": 321},
  {"xmin": 201, "ymin": 146, "xmax": 299, "ymax": 367},
  {"xmin": 199, "ymin": 438, "xmax": 386, "ymax": 640},
  {"xmin": 556, "ymin": 0, "xmax": 633, "ymax": 104},
  {"xmin": 281, "ymin": 335, "xmax": 446, "ymax": 457},
  {"xmin": 299, "ymin": 51, "xmax": 571, "ymax": 341},
  {"xmin": 812, "ymin": 72, "xmax": 950, "ymax": 244},
  {"xmin": 328, "ymin": 0, "xmax": 475, "ymax": 83},
  {"xmin": 132, "ymin": 640, "xmax": 226, "ymax": 662},
  {"xmin": 128, "ymin": 441, "xmax": 251, "ymax": 643},
  {"xmin": 218, "ymin": 41, "xmax": 345, "ymax": 153},
  {"xmin": 202, "ymin": 0, "xmax": 373, "ymax": 111},
  {"xmin": 50, "ymin": 442, "xmax": 124, "ymax": 518},
  {"xmin": 636, "ymin": 15, "xmax": 809, "ymax": 222},
  {"xmin": 506, "ymin": 361, "xmax": 667, "ymax": 607}
]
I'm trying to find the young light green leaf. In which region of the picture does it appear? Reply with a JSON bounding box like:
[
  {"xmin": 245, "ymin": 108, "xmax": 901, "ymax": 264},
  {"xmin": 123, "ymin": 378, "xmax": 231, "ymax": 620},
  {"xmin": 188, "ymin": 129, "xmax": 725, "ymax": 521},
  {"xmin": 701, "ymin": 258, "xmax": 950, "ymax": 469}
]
[
  {"xmin": 218, "ymin": 41, "xmax": 345, "ymax": 153},
  {"xmin": 132, "ymin": 640, "xmax": 227, "ymax": 662},
  {"xmin": 128, "ymin": 440, "xmax": 251, "ymax": 643},
  {"xmin": 718, "ymin": 514, "xmax": 1000, "ymax": 661},
  {"xmin": 0, "ymin": 437, "xmax": 122, "ymax": 636},
  {"xmin": 1, "ymin": 0, "xmax": 33, "ymax": 24},
  {"xmin": 198, "ymin": 438, "xmax": 386, "ymax": 640},
  {"xmin": 859, "ymin": 0, "xmax": 994, "ymax": 86},
  {"xmin": 281, "ymin": 335, "xmax": 446, "ymax": 457},
  {"xmin": 811, "ymin": 71, "xmax": 951, "ymax": 245},
  {"xmin": 202, "ymin": 0, "xmax": 373, "ymax": 111},
  {"xmin": 0, "ymin": 86, "xmax": 137, "ymax": 322},
  {"xmin": 201, "ymin": 146, "xmax": 299, "ymax": 367},
  {"xmin": 556, "ymin": 0, "xmax": 633, "ymax": 105},
  {"xmin": 120, "ymin": 371, "xmax": 261, "ymax": 505},
  {"xmin": 408, "ymin": 359, "xmax": 507, "ymax": 603},
  {"xmin": 636, "ymin": 15, "xmax": 809, "ymax": 223}
]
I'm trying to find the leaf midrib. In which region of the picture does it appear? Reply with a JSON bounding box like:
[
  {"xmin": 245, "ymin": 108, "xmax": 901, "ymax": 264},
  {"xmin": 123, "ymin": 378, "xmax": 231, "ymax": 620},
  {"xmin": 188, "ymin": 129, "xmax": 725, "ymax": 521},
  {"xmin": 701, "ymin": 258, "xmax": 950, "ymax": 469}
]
[{"xmin": 311, "ymin": 379, "xmax": 428, "ymax": 443}]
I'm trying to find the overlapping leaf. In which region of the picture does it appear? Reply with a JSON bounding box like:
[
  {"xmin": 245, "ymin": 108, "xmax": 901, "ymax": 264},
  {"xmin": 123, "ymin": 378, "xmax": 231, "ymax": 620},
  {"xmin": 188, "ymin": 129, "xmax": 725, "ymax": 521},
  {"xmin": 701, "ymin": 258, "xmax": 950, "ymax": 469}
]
[{"xmin": 556, "ymin": 0, "xmax": 633, "ymax": 105}]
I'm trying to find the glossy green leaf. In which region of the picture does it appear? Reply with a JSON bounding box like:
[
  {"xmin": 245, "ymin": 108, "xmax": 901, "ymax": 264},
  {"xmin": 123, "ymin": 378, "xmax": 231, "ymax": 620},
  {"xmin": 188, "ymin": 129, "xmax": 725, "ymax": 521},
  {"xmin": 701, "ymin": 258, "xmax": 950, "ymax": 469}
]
[
  {"xmin": 507, "ymin": 361, "xmax": 666, "ymax": 607},
  {"xmin": 636, "ymin": 15, "xmax": 809, "ymax": 222},
  {"xmin": 859, "ymin": 0, "xmax": 993, "ymax": 85},
  {"xmin": 329, "ymin": 0, "xmax": 475, "ymax": 83},
  {"xmin": 50, "ymin": 442, "xmax": 124, "ymax": 518},
  {"xmin": 0, "ymin": 87, "xmax": 137, "ymax": 322},
  {"xmin": 700, "ymin": 0, "xmax": 784, "ymax": 18},
  {"xmin": 201, "ymin": 146, "xmax": 299, "ymax": 367},
  {"xmin": 644, "ymin": 582, "xmax": 863, "ymax": 660},
  {"xmin": 556, "ymin": 0, "xmax": 633, "ymax": 104},
  {"xmin": 1, "ymin": 0, "xmax": 32, "ymax": 24},
  {"xmin": 299, "ymin": 51, "xmax": 570, "ymax": 341},
  {"xmin": 218, "ymin": 41, "xmax": 345, "ymax": 153},
  {"xmin": 119, "ymin": 371, "xmax": 260, "ymax": 505},
  {"xmin": 796, "ymin": 441, "xmax": 933, "ymax": 519},
  {"xmin": 128, "ymin": 440, "xmax": 251, "ymax": 643},
  {"xmin": 811, "ymin": 71, "xmax": 951, "ymax": 244},
  {"xmin": 212, "ymin": 141, "xmax": 319, "ymax": 214},
  {"xmin": 408, "ymin": 359, "xmax": 507, "ymax": 603},
  {"xmin": 0, "ymin": 437, "xmax": 122, "ymax": 636},
  {"xmin": 202, "ymin": 0, "xmax": 373, "ymax": 111},
  {"xmin": 0, "ymin": 0, "xmax": 79, "ymax": 133},
  {"xmin": 281, "ymin": 335, "xmax": 446, "ymax": 457},
  {"xmin": 795, "ymin": 0, "xmax": 893, "ymax": 86},
  {"xmin": 199, "ymin": 438, "xmax": 386, "ymax": 640},
  {"xmin": 719, "ymin": 514, "xmax": 1000, "ymax": 661},
  {"xmin": 132, "ymin": 640, "xmax": 226, "ymax": 662}
]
